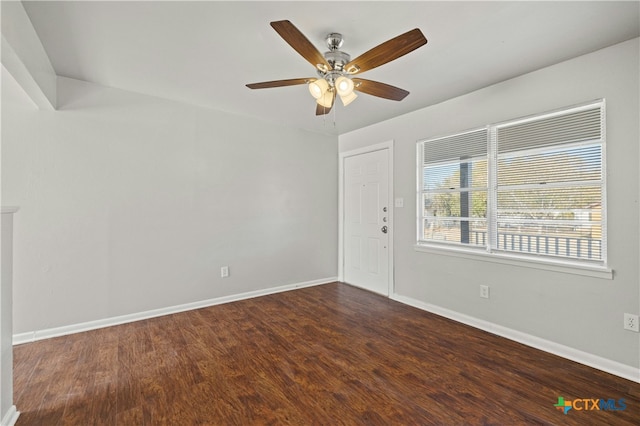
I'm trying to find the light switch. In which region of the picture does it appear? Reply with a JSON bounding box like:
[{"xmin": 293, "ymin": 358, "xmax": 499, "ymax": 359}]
[{"xmin": 395, "ymin": 198, "xmax": 404, "ymax": 208}]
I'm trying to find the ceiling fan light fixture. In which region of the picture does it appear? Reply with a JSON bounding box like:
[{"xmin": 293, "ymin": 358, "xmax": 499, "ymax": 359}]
[
  {"xmin": 339, "ymin": 91, "xmax": 358, "ymax": 107},
  {"xmin": 335, "ymin": 76, "xmax": 354, "ymax": 96},
  {"xmin": 317, "ymin": 90, "xmax": 334, "ymax": 108},
  {"xmin": 308, "ymin": 78, "xmax": 329, "ymax": 99}
]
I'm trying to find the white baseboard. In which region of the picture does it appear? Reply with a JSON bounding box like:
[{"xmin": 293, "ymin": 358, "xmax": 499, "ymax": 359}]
[
  {"xmin": 1, "ymin": 406, "xmax": 19, "ymax": 426},
  {"xmin": 13, "ymin": 277, "xmax": 337, "ymax": 345},
  {"xmin": 391, "ymin": 293, "xmax": 640, "ymax": 384}
]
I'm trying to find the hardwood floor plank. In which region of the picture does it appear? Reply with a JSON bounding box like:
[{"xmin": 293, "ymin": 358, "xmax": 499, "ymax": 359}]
[{"xmin": 14, "ymin": 282, "xmax": 640, "ymax": 425}]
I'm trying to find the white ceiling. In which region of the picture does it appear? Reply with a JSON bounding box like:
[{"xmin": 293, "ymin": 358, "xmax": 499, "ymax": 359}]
[{"xmin": 22, "ymin": 1, "xmax": 640, "ymax": 136}]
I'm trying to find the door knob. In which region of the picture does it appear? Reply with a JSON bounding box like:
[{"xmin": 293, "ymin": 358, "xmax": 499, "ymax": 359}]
[{"xmin": 381, "ymin": 226, "xmax": 388, "ymax": 234}]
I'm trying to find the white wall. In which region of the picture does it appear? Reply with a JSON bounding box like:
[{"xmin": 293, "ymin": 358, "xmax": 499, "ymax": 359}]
[
  {"xmin": 340, "ymin": 38, "xmax": 640, "ymax": 369},
  {"xmin": 1, "ymin": 0, "xmax": 56, "ymax": 109},
  {"xmin": 2, "ymin": 71, "xmax": 338, "ymax": 334}
]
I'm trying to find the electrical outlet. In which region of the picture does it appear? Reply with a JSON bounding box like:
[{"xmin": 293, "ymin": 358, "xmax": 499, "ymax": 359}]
[
  {"xmin": 220, "ymin": 266, "xmax": 229, "ymax": 278},
  {"xmin": 480, "ymin": 285, "xmax": 490, "ymax": 299},
  {"xmin": 623, "ymin": 313, "xmax": 639, "ymax": 332}
]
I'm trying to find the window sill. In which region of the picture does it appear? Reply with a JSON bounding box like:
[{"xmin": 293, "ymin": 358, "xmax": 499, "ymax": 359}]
[{"xmin": 413, "ymin": 243, "xmax": 613, "ymax": 280}]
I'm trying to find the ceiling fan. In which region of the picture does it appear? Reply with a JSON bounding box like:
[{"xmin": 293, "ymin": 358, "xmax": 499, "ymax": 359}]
[{"xmin": 246, "ymin": 20, "xmax": 428, "ymax": 115}]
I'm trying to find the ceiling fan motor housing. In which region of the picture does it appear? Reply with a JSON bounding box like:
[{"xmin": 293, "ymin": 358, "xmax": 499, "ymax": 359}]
[
  {"xmin": 324, "ymin": 50, "xmax": 351, "ymax": 72},
  {"xmin": 316, "ymin": 32, "xmax": 352, "ymax": 87}
]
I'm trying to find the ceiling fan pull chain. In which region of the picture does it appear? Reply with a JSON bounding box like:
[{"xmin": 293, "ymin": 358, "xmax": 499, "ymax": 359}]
[{"xmin": 333, "ymin": 102, "xmax": 337, "ymax": 127}]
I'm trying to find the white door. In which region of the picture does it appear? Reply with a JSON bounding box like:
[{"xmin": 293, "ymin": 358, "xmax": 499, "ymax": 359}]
[{"xmin": 343, "ymin": 149, "xmax": 390, "ymax": 295}]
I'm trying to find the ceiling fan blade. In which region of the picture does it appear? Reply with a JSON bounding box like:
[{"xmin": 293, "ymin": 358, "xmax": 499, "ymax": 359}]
[
  {"xmin": 344, "ymin": 28, "xmax": 427, "ymax": 74},
  {"xmin": 315, "ymin": 91, "xmax": 335, "ymax": 115},
  {"xmin": 271, "ymin": 20, "xmax": 331, "ymax": 71},
  {"xmin": 246, "ymin": 78, "xmax": 311, "ymax": 89},
  {"xmin": 316, "ymin": 103, "xmax": 329, "ymax": 116},
  {"xmin": 352, "ymin": 78, "xmax": 410, "ymax": 101}
]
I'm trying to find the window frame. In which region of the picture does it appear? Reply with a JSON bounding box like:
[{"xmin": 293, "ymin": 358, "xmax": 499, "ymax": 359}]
[{"xmin": 416, "ymin": 100, "xmax": 610, "ymax": 278}]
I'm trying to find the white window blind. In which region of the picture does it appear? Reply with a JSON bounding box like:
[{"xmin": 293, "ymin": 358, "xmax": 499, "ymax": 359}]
[
  {"xmin": 496, "ymin": 108, "xmax": 602, "ymax": 153},
  {"xmin": 418, "ymin": 100, "xmax": 606, "ymax": 265}
]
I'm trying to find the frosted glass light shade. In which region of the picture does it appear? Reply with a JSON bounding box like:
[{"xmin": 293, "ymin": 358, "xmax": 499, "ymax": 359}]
[
  {"xmin": 339, "ymin": 91, "xmax": 358, "ymax": 106},
  {"xmin": 335, "ymin": 76, "xmax": 354, "ymax": 96},
  {"xmin": 317, "ymin": 90, "xmax": 334, "ymax": 108},
  {"xmin": 308, "ymin": 79, "xmax": 329, "ymax": 99}
]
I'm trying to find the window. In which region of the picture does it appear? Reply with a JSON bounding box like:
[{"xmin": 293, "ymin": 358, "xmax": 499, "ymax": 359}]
[
  {"xmin": 418, "ymin": 100, "xmax": 606, "ymax": 265},
  {"xmin": 420, "ymin": 129, "xmax": 488, "ymax": 247}
]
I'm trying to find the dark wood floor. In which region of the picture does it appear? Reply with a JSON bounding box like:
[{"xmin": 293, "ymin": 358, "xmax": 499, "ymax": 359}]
[{"xmin": 14, "ymin": 282, "xmax": 640, "ymax": 425}]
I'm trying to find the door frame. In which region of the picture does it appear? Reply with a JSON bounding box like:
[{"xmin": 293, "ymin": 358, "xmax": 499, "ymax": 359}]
[{"xmin": 338, "ymin": 140, "xmax": 394, "ymax": 296}]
